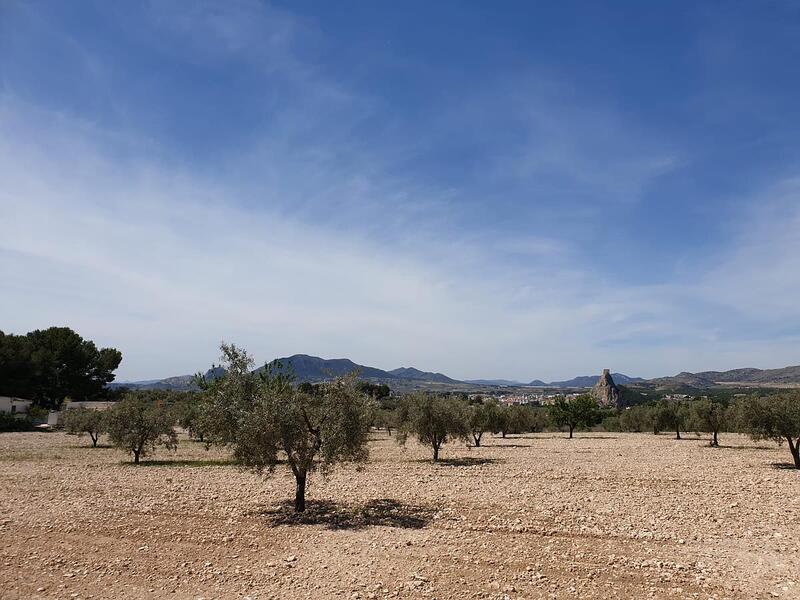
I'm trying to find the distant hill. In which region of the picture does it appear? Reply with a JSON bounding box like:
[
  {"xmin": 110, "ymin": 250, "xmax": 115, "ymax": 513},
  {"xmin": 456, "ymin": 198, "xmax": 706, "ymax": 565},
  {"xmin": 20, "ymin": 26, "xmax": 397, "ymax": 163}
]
[
  {"xmin": 389, "ymin": 367, "xmax": 458, "ymax": 384},
  {"xmin": 465, "ymin": 379, "xmax": 525, "ymax": 386},
  {"xmin": 113, "ymin": 367, "xmax": 224, "ymax": 392},
  {"xmin": 112, "ymin": 360, "xmax": 800, "ymax": 394},
  {"xmin": 547, "ymin": 373, "xmax": 644, "ymax": 388},
  {"xmin": 650, "ymin": 365, "xmax": 800, "ymax": 389},
  {"xmin": 115, "ymin": 355, "xmax": 463, "ymax": 390},
  {"xmin": 267, "ymin": 355, "xmax": 391, "ymax": 382}
]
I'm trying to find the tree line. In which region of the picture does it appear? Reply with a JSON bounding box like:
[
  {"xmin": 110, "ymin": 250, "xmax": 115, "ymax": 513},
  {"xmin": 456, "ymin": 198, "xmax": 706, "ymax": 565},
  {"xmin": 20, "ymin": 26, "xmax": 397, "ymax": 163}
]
[
  {"xmin": 61, "ymin": 343, "xmax": 800, "ymax": 515},
  {"xmin": 0, "ymin": 327, "xmax": 122, "ymax": 409}
]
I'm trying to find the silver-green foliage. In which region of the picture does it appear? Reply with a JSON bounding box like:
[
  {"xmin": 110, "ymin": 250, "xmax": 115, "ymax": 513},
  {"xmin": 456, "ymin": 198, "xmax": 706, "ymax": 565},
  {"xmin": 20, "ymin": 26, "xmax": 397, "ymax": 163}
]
[
  {"xmin": 397, "ymin": 393, "xmax": 470, "ymax": 461},
  {"xmin": 106, "ymin": 392, "xmax": 177, "ymax": 463},
  {"xmin": 62, "ymin": 406, "xmax": 106, "ymax": 447},
  {"xmin": 548, "ymin": 394, "xmax": 601, "ymax": 438},
  {"xmin": 689, "ymin": 398, "xmax": 729, "ymax": 447},
  {"xmin": 200, "ymin": 343, "xmax": 375, "ymax": 511},
  {"xmin": 740, "ymin": 392, "xmax": 800, "ymax": 469}
]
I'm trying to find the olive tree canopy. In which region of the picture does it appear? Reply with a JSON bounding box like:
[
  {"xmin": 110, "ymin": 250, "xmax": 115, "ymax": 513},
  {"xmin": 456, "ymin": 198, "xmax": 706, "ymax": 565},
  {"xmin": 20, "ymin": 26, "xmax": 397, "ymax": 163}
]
[
  {"xmin": 397, "ymin": 393, "xmax": 469, "ymax": 461},
  {"xmin": 548, "ymin": 394, "xmax": 601, "ymax": 439},
  {"xmin": 106, "ymin": 391, "xmax": 177, "ymax": 463},
  {"xmin": 689, "ymin": 398, "xmax": 728, "ymax": 447},
  {"xmin": 200, "ymin": 343, "xmax": 374, "ymax": 512},
  {"xmin": 740, "ymin": 392, "xmax": 800, "ymax": 469},
  {"xmin": 62, "ymin": 406, "xmax": 106, "ymax": 447}
]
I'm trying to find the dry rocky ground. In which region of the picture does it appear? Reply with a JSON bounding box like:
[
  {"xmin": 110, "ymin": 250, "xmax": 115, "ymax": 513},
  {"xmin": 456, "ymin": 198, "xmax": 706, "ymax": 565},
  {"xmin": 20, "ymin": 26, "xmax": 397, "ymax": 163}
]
[{"xmin": 1, "ymin": 430, "xmax": 798, "ymax": 600}]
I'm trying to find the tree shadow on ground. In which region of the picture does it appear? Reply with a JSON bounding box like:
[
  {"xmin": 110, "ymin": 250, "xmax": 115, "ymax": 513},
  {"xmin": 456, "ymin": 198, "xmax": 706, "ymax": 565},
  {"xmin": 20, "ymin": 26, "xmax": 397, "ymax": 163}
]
[
  {"xmin": 530, "ymin": 434, "xmax": 619, "ymax": 440},
  {"xmin": 482, "ymin": 443, "xmax": 533, "ymax": 448},
  {"xmin": 261, "ymin": 498, "xmax": 435, "ymax": 530},
  {"xmin": 68, "ymin": 443, "xmax": 114, "ymax": 449},
  {"xmin": 411, "ymin": 457, "xmax": 501, "ymax": 466},
  {"xmin": 121, "ymin": 458, "xmax": 237, "ymax": 467},
  {"xmin": 770, "ymin": 462, "xmax": 799, "ymax": 470},
  {"xmin": 436, "ymin": 457, "xmax": 500, "ymax": 467},
  {"xmin": 711, "ymin": 444, "xmax": 774, "ymax": 451}
]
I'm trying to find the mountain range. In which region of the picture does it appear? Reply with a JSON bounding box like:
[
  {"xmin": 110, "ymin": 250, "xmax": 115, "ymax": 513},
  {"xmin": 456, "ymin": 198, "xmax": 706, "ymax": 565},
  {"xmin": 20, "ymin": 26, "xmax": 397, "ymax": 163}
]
[
  {"xmin": 115, "ymin": 355, "xmax": 459, "ymax": 391},
  {"xmin": 649, "ymin": 365, "xmax": 800, "ymax": 389},
  {"xmin": 114, "ymin": 355, "xmax": 800, "ymax": 392}
]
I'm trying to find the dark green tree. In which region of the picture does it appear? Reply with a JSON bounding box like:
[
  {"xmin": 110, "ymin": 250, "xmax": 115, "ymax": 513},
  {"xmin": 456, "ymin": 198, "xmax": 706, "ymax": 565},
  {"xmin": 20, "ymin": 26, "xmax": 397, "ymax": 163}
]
[
  {"xmin": 548, "ymin": 394, "xmax": 601, "ymax": 439},
  {"xmin": 0, "ymin": 327, "xmax": 122, "ymax": 408},
  {"xmin": 357, "ymin": 382, "xmax": 391, "ymax": 402}
]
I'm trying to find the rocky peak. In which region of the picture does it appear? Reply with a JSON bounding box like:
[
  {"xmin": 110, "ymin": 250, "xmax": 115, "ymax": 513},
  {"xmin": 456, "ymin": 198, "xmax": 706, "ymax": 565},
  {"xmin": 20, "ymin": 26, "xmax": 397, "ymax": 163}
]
[{"xmin": 593, "ymin": 368, "xmax": 620, "ymax": 407}]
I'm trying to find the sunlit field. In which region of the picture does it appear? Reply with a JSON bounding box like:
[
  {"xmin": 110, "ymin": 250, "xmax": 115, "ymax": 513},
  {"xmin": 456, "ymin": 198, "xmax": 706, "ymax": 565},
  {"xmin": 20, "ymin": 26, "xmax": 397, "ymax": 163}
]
[{"xmin": 1, "ymin": 430, "xmax": 797, "ymax": 600}]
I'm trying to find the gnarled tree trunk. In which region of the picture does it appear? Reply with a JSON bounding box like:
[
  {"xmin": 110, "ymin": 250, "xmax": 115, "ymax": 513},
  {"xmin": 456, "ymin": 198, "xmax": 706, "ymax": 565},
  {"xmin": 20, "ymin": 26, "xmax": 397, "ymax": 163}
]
[
  {"xmin": 294, "ymin": 470, "xmax": 307, "ymax": 512},
  {"xmin": 710, "ymin": 430, "xmax": 719, "ymax": 447},
  {"xmin": 788, "ymin": 437, "xmax": 800, "ymax": 469}
]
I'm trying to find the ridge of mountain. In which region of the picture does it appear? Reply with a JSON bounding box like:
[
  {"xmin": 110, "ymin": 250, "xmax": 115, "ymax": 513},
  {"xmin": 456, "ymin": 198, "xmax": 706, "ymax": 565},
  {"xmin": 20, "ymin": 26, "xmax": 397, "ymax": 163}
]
[
  {"xmin": 389, "ymin": 367, "xmax": 458, "ymax": 384},
  {"xmin": 112, "ymin": 358, "xmax": 800, "ymax": 392},
  {"xmin": 464, "ymin": 379, "xmax": 525, "ymax": 386},
  {"xmin": 546, "ymin": 373, "xmax": 644, "ymax": 388},
  {"xmin": 650, "ymin": 365, "xmax": 800, "ymax": 388}
]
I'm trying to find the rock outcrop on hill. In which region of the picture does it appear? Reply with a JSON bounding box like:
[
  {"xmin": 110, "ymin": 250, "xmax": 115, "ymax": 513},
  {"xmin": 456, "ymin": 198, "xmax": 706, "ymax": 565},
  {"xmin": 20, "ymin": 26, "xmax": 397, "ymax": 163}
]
[{"xmin": 593, "ymin": 369, "xmax": 620, "ymax": 407}]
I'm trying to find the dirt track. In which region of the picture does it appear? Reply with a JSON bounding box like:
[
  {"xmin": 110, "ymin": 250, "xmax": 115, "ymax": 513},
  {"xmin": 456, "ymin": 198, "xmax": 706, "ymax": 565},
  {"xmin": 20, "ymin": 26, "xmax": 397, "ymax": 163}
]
[{"xmin": 1, "ymin": 431, "xmax": 798, "ymax": 599}]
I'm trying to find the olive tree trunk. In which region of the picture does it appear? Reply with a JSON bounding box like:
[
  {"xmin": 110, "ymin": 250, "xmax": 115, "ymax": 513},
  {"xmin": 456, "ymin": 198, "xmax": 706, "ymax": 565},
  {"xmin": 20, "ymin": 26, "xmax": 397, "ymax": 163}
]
[
  {"xmin": 788, "ymin": 437, "xmax": 800, "ymax": 469},
  {"xmin": 294, "ymin": 471, "xmax": 307, "ymax": 512}
]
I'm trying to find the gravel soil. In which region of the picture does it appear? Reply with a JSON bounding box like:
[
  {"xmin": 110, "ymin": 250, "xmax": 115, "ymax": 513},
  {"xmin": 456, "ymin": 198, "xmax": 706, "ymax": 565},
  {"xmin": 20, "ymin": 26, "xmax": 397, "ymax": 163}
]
[{"xmin": 1, "ymin": 431, "xmax": 798, "ymax": 600}]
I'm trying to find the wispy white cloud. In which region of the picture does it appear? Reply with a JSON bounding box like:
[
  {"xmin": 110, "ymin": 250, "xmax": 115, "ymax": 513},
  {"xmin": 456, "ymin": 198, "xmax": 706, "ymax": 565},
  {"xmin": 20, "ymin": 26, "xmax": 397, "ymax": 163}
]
[
  {"xmin": 2, "ymin": 3, "xmax": 798, "ymax": 382},
  {"xmin": 3, "ymin": 98, "xmax": 797, "ymax": 381}
]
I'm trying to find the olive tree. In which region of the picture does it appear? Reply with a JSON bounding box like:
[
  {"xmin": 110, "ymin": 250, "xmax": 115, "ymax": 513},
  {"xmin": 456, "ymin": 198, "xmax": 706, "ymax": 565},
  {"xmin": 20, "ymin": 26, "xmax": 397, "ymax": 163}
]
[
  {"xmin": 740, "ymin": 392, "xmax": 800, "ymax": 469},
  {"xmin": 505, "ymin": 404, "xmax": 534, "ymax": 434},
  {"xmin": 106, "ymin": 391, "xmax": 177, "ymax": 463},
  {"xmin": 656, "ymin": 400, "xmax": 688, "ymax": 440},
  {"xmin": 548, "ymin": 394, "xmax": 601, "ymax": 439},
  {"xmin": 528, "ymin": 406, "xmax": 551, "ymax": 433},
  {"xmin": 689, "ymin": 398, "xmax": 728, "ymax": 447},
  {"xmin": 201, "ymin": 344, "xmax": 374, "ymax": 512},
  {"xmin": 62, "ymin": 406, "xmax": 106, "ymax": 447},
  {"xmin": 374, "ymin": 406, "xmax": 399, "ymax": 436},
  {"xmin": 397, "ymin": 393, "xmax": 469, "ymax": 461},
  {"xmin": 467, "ymin": 400, "xmax": 499, "ymax": 447},
  {"xmin": 619, "ymin": 404, "xmax": 654, "ymax": 433},
  {"xmin": 173, "ymin": 393, "xmax": 205, "ymax": 441}
]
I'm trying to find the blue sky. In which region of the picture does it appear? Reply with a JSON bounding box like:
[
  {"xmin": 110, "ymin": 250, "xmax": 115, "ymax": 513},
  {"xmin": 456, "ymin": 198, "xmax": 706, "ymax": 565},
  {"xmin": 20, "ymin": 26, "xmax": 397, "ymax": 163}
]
[{"xmin": 2, "ymin": 1, "xmax": 799, "ymax": 381}]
